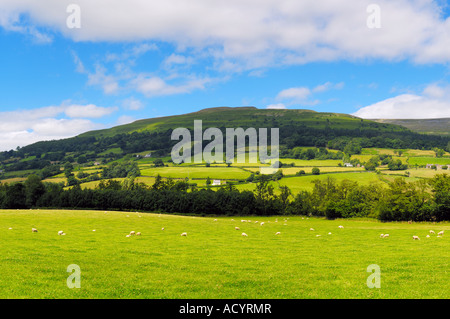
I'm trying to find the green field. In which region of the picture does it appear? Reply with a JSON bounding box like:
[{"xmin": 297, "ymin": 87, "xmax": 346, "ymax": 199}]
[
  {"xmin": 0, "ymin": 209, "xmax": 448, "ymax": 299},
  {"xmin": 140, "ymin": 167, "xmax": 251, "ymax": 180},
  {"xmin": 408, "ymin": 157, "xmax": 450, "ymax": 166}
]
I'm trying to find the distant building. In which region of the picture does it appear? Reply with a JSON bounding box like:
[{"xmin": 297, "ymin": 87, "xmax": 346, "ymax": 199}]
[
  {"xmin": 344, "ymin": 163, "xmax": 353, "ymax": 167},
  {"xmin": 144, "ymin": 153, "xmax": 152, "ymax": 158},
  {"xmin": 94, "ymin": 161, "xmax": 101, "ymax": 166},
  {"xmin": 212, "ymin": 180, "xmax": 221, "ymax": 186}
]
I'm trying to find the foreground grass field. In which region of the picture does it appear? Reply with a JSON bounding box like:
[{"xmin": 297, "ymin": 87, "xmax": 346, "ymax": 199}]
[{"xmin": 0, "ymin": 210, "xmax": 448, "ymax": 299}]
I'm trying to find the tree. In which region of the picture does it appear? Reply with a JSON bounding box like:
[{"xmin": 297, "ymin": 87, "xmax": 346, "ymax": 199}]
[
  {"xmin": 153, "ymin": 158, "xmax": 164, "ymax": 167},
  {"xmin": 433, "ymin": 148, "xmax": 445, "ymax": 158},
  {"xmin": 278, "ymin": 185, "xmax": 292, "ymax": 214},
  {"xmin": 312, "ymin": 167, "xmax": 320, "ymax": 175},
  {"xmin": 24, "ymin": 174, "xmax": 45, "ymax": 207}
]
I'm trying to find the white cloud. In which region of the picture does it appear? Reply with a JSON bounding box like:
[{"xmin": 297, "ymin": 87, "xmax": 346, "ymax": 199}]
[
  {"xmin": 116, "ymin": 115, "xmax": 135, "ymax": 125},
  {"xmin": 353, "ymin": 83, "xmax": 450, "ymax": 119},
  {"xmin": 64, "ymin": 104, "xmax": 117, "ymax": 118},
  {"xmin": 274, "ymin": 81, "xmax": 344, "ymax": 106},
  {"xmin": 0, "ymin": 103, "xmax": 115, "ymax": 151},
  {"xmin": 266, "ymin": 103, "xmax": 287, "ymax": 109},
  {"xmin": 277, "ymin": 87, "xmax": 311, "ymax": 102},
  {"xmin": 122, "ymin": 97, "xmax": 144, "ymax": 111},
  {"xmin": 2, "ymin": 0, "xmax": 450, "ymax": 67},
  {"xmin": 132, "ymin": 74, "xmax": 212, "ymax": 97}
]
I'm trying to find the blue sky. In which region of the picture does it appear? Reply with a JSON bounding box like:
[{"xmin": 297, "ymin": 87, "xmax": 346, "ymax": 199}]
[{"xmin": 1, "ymin": 0, "xmax": 450, "ymax": 151}]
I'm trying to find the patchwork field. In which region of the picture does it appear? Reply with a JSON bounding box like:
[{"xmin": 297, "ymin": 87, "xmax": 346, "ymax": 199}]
[
  {"xmin": 140, "ymin": 166, "xmax": 251, "ymax": 180},
  {"xmin": 0, "ymin": 210, "xmax": 448, "ymax": 299}
]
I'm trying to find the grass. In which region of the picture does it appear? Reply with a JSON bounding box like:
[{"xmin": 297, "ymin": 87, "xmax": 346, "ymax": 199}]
[
  {"xmin": 277, "ymin": 172, "xmax": 383, "ymax": 192},
  {"xmin": 0, "ymin": 209, "xmax": 448, "ymax": 299},
  {"xmin": 408, "ymin": 157, "xmax": 450, "ymax": 166},
  {"xmin": 140, "ymin": 167, "xmax": 251, "ymax": 180}
]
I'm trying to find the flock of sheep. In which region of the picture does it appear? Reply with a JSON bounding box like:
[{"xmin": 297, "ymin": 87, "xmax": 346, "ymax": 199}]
[
  {"xmin": 24, "ymin": 213, "xmax": 445, "ymax": 242},
  {"xmin": 412, "ymin": 230, "xmax": 444, "ymax": 240}
]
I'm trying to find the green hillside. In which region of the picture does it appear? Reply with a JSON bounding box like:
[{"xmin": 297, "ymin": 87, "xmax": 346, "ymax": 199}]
[
  {"xmin": 374, "ymin": 118, "xmax": 450, "ymax": 136},
  {"xmin": 80, "ymin": 106, "xmax": 403, "ymax": 138}
]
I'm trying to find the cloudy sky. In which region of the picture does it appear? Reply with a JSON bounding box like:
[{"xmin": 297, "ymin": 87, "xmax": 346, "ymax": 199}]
[{"xmin": 1, "ymin": 0, "xmax": 450, "ymax": 151}]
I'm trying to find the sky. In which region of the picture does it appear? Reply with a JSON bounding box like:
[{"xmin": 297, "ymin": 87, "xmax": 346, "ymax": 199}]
[{"xmin": 1, "ymin": 0, "xmax": 450, "ymax": 151}]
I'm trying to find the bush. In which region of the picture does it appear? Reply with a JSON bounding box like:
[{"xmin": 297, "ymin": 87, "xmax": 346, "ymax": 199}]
[{"xmin": 311, "ymin": 167, "xmax": 320, "ymax": 175}]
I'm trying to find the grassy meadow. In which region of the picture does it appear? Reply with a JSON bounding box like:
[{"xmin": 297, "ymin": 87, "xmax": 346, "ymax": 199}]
[{"xmin": 0, "ymin": 209, "xmax": 448, "ymax": 299}]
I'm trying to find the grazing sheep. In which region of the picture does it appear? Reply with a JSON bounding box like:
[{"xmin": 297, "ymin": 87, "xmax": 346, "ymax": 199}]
[
  {"xmin": 275, "ymin": 232, "xmax": 281, "ymax": 235},
  {"xmin": 260, "ymin": 222, "xmax": 265, "ymax": 226},
  {"xmin": 309, "ymin": 228, "xmax": 314, "ymax": 231},
  {"xmin": 61, "ymin": 233, "xmax": 66, "ymax": 236},
  {"xmin": 438, "ymin": 231, "xmax": 444, "ymax": 236},
  {"xmin": 181, "ymin": 232, "xmax": 187, "ymax": 236},
  {"xmin": 32, "ymin": 228, "xmax": 38, "ymax": 233},
  {"xmin": 383, "ymin": 234, "xmax": 389, "ymax": 238},
  {"xmin": 235, "ymin": 227, "xmax": 240, "ymax": 230},
  {"xmin": 338, "ymin": 225, "xmax": 344, "ymax": 229},
  {"xmin": 161, "ymin": 227, "xmax": 165, "ymax": 231},
  {"xmin": 241, "ymin": 220, "xmax": 246, "ymax": 223},
  {"xmin": 426, "ymin": 235, "xmax": 430, "ymax": 238},
  {"xmin": 136, "ymin": 232, "xmax": 141, "ymax": 236},
  {"xmin": 58, "ymin": 231, "xmax": 64, "ymax": 236},
  {"xmin": 214, "ymin": 219, "xmax": 218, "ymax": 222},
  {"xmin": 328, "ymin": 232, "xmax": 332, "ymax": 235},
  {"xmin": 316, "ymin": 235, "xmax": 321, "ymax": 237},
  {"xmin": 413, "ymin": 235, "xmax": 420, "ymax": 240},
  {"xmin": 241, "ymin": 232, "xmax": 248, "ymax": 237},
  {"xmin": 8, "ymin": 227, "xmax": 12, "ymax": 230},
  {"xmin": 129, "ymin": 231, "xmax": 136, "ymax": 236},
  {"xmin": 92, "ymin": 230, "xmax": 96, "ymax": 232},
  {"xmin": 380, "ymin": 234, "xmax": 384, "ymax": 238},
  {"xmin": 430, "ymin": 230, "xmax": 435, "ymax": 234},
  {"xmin": 126, "ymin": 234, "xmax": 131, "ymax": 238}
]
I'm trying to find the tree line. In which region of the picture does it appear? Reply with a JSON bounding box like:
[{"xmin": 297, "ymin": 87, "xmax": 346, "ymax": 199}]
[{"xmin": 0, "ymin": 173, "xmax": 448, "ymax": 221}]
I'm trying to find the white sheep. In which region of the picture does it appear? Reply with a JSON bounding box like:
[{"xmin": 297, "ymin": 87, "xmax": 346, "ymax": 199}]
[
  {"xmin": 383, "ymin": 234, "xmax": 389, "ymax": 238},
  {"xmin": 32, "ymin": 228, "xmax": 38, "ymax": 233},
  {"xmin": 426, "ymin": 235, "xmax": 430, "ymax": 238},
  {"xmin": 338, "ymin": 225, "xmax": 344, "ymax": 229},
  {"xmin": 413, "ymin": 235, "xmax": 420, "ymax": 240},
  {"xmin": 275, "ymin": 232, "xmax": 281, "ymax": 235},
  {"xmin": 136, "ymin": 232, "xmax": 141, "ymax": 236},
  {"xmin": 129, "ymin": 231, "xmax": 136, "ymax": 236},
  {"xmin": 429, "ymin": 230, "xmax": 435, "ymax": 234},
  {"xmin": 316, "ymin": 235, "xmax": 321, "ymax": 237},
  {"xmin": 380, "ymin": 234, "xmax": 384, "ymax": 238},
  {"xmin": 126, "ymin": 234, "xmax": 131, "ymax": 238},
  {"xmin": 58, "ymin": 231, "xmax": 64, "ymax": 236},
  {"xmin": 214, "ymin": 219, "xmax": 218, "ymax": 222},
  {"xmin": 241, "ymin": 232, "xmax": 248, "ymax": 237},
  {"xmin": 161, "ymin": 227, "xmax": 165, "ymax": 231},
  {"xmin": 310, "ymin": 228, "xmax": 314, "ymax": 231},
  {"xmin": 260, "ymin": 222, "xmax": 265, "ymax": 226},
  {"xmin": 8, "ymin": 227, "xmax": 12, "ymax": 230},
  {"xmin": 235, "ymin": 227, "xmax": 240, "ymax": 230},
  {"xmin": 438, "ymin": 231, "xmax": 444, "ymax": 236},
  {"xmin": 181, "ymin": 232, "xmax": 187, "ymax": 236},
  {"xmin": 92, "ymin": 229, "xmax": 96, "ymax": 232}
]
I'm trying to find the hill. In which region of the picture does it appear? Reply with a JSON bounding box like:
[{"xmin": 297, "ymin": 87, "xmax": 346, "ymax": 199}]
[
  {"xmin": 374, "ymin": 118, "xmax": 450, "ymax": 136},
  {"xmin": 79, "ymin": 107, "xmax": 380, "ymax": 138}
]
